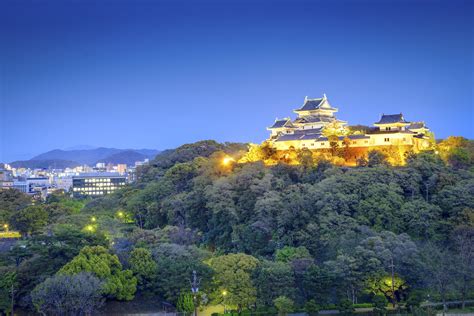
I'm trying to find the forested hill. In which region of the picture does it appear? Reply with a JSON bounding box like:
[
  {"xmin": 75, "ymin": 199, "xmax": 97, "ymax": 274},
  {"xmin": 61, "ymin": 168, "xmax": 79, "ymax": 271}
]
[{"xmin": 1, "ymin": 138, "xmax": 473, "ymax": 315}]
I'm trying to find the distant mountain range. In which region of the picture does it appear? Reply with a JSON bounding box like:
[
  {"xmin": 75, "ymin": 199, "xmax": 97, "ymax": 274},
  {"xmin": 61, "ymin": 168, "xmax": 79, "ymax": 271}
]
[{"xmin": 9, "ymin": 147, "xmax": 160, "ymax": 169}]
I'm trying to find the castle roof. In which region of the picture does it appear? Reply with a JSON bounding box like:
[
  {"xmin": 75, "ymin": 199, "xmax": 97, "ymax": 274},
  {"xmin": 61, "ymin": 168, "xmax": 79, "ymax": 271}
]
[
  {"xmin": 294, "ymin": 127, "xmax": 324, "ymax": 134},
  {"xmin": 294, "ymin": 95, "xmax": 337, "ymax": 112},
  {"xmin": 408, "ymin": 122, "xmax": 427, "ymax": 130},
  {"xmin": 294, "ymin": 116, "xmax": 335, "ymax": 124},
  {"xmin": 268, "ymin": 118, "xmax": 294, "ymax": 129},
  {"xmin": 275, "ymin": 134, "xmax": 305, "ymax": 142},
  {"xmin": 375, "ymin": 114, "xmax": 409, "ymax": 125}
]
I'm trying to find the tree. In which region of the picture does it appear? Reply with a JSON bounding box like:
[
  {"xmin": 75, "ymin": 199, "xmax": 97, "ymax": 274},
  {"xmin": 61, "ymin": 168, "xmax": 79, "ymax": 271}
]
[
  {"xmin": 273, "ymin": 296, "xmax": 294, "ymax": 316},
  {"xmin": 367, "ymin": 150, "xmax": 388, "ymax": 167},
  {"xmin": 437, "ymin": 136, "xmax": 474, "ymax": 168},
  {"xmin": 152, "ymin": 243, "xmax": 213, "ymax": 304},
  {"xmin": 0, "ymin": 189, "xmax": 31, "ymax": 223},
  {"xmin": 59, "ymin": 246, "xmax": 137, "ymax": 301},
  {"xmin": 360, "ymin": 231, "xmax": 419, "ymax": 306},
  {"xmin": 405, "ymin": 290, "xmax": 424, "ymax": 312},
  {"xmin": 31, "ymin": 272, "xmax": 104, "ymax": 315},
  {"xmin": 254, "ymin": 261, "xmax": 295, "ymax": 306},
  {"xmin": 372, "ymin": 294, "xmax": 388, "ymax": 315},
  {"xmin": 420, "ymin": 243, "xmax": 456, "ymax": 313},
  {"xmin": 338, "ymin": 299, "xmax": 354, "ymax": 314},
  {"xmin": 275, "ymin": 246, "xmax": 312, "ymax": 263},
  {"xmin": 305, "ymin": 299, "xmax": 320, "ymax": 316},
  {"xmin": 297, "ymin": 148, "xmax": 314, "ymax": 167},
  {"xmin": 208, "ymin": 253, "xmax": 259, "ymax": 312},
  {"xmin": 452, "ymin": 227, "xmax": 474, "ymax": 309},
  {"xmin": 365, "ymin": 275, "xmax": 407, "ymax": 307},
  {"xmin": 0, "ymin": 268, "xmax": 16, "ymax": 315},
  {"xmin": 10, "ymin": 205, "xmax": 48, "ymax": 236},
  {"xmin": 129, "ymin": 247, "xmax": 158, "ymax": 293},
  {"xmin": 328, "ymin": 135, "xmax": 340, "ymax": 157},
  {"xmin": 177, "ymin": 292, "xmax": 195, "ymax": 315}
]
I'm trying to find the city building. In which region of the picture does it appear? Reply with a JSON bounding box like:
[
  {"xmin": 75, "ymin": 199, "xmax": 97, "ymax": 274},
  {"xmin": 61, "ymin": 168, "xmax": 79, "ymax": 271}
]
[
  {"xmin": 267, "ymin": 95, "xmax": 433, "ymax": 162},
  {"xmin": 12, "ymin": 180, "xmax": 28, "ymax": 193},
  {"xmin": 117, "ymin": 164, "xmax": 127, "ymax": 174},
  {"xmin": 72, "ymin": 172, "xmax": 127, "ymax": 198}
]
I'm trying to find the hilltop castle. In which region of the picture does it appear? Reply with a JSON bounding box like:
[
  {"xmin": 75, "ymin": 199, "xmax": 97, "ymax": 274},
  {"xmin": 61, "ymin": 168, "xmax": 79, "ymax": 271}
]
[{"xmin": 266, "ymin": 95, "xmax": 433, "ymax": 163}]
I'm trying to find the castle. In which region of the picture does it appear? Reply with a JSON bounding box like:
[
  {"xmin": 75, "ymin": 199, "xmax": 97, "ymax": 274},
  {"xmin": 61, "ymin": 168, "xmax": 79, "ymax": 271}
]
[{"xmin": 267, "ymin": 94, "xmax": 433, "ymax": 163}]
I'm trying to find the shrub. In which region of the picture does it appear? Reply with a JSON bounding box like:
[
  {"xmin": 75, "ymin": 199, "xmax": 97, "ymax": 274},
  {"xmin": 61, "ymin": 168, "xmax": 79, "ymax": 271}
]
[
  {"xmin": 406, "ymin": 290, "xmax": 425, "ymax": 310},
  {"xmin": 31, "ymin": 272, "xmax": 104, "ymax": 315},
  {"xmin": 372, "ymin": 294, "xmax": 388, "ymax": 315},
  {"xmin": 274, "ymin": 296, "xmax": 295, "ymax": 316},
  {"xmin": 338, "ymin": 299, "xmax": 354, "ymax": 314},
  {"xmin": 305, "ymin": 299, "xmax": 321, "ymax": 315},
  {"xmin": 353, "ymin": 303, "xmax": 374, "ymax": 308}
]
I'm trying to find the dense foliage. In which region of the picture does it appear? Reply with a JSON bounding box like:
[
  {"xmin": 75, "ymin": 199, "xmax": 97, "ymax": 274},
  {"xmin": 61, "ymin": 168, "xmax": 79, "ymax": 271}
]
[{"xmin": 0, "ymin": 138, "xmax": 473, "ymax": 314}]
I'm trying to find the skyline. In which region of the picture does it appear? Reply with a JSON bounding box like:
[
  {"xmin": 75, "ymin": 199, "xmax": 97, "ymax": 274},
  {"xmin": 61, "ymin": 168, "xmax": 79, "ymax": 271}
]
[{"xmin": 1, "ymin": 0, "xmax": 473, "ymax": 162}]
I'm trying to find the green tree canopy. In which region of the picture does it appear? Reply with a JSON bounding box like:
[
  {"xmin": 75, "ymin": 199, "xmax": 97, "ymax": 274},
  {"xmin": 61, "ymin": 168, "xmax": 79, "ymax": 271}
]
[
  {"xmin": 208, "ymin": 253, "xmax": 259, "ymax": 311},
  {"xmin": 59, "ymin": 246, "xmax": 137, "ymax": 301}
]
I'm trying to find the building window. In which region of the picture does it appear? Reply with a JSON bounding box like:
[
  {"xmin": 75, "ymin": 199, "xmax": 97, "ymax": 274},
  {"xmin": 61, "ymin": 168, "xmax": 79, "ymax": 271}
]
[
  {"xmin": 352, "ymin": 141, "xmax": 357, "ymax": 144},
  {"xmin": 386, "ymin": 127, "xmax": 391, "ymax": 131},
  {"xmin": 365, "ymin": 140, "xmax": 369, "ymax": 144},
  {"xmin": 310, "ymin": 143, "xmax": 315, "ymax": 146},
  {"xmin": 384, "ymin": 138, "xmax": 390, "ymax": 142},
  {"xmin": 320, "ymin": 142, "xmax": 325, "ymax": 146}
]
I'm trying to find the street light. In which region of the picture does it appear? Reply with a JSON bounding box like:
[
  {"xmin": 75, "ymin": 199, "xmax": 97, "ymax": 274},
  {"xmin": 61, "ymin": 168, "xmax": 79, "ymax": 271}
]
[
  {"xmin": 3, "ymin": 224, "xmax": 8, "ymax": 232},
  {"xmin": 91, "ymin": 216, "xmax": 96, "ymax": 222},
  {"xmin": 190, "ymin": 270, "xmax": 200, "ymax": 316},
  {"xmin": 222, "ymin": 290, "xmax": 228, "ymax": 314}
]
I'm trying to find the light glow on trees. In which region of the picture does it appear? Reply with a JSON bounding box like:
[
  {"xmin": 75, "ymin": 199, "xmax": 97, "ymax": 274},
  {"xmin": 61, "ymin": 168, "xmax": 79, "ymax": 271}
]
[{"xmin": 222, "ymin": 156, "xmax": 235, "ymax": 166}]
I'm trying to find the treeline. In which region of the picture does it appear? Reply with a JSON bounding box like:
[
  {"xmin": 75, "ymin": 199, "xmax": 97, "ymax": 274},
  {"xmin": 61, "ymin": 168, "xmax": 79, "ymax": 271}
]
[{"xmin": 0, "ymin": 138, "xmax": 473, "ymax": 315}]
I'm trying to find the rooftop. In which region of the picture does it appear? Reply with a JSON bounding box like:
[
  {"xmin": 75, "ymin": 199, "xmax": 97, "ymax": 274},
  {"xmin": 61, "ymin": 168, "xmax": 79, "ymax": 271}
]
[
  {"xmin": 375, "ymin": 114, "xmax": 409, "ymax": 125},
  {"xmin": 73, "ymin": 172, "xmax": 126, "ymax": 179},
  {"xmin": 408, "ymin": 122, "xmax": 427, "ymax": 130},
  {"xmin": 294, "ymin": 95, "xmax": 338, "ymax": 112},
  {"xmin": 268, "ymin": 118, "xmax": 294, "ymax": 129}
]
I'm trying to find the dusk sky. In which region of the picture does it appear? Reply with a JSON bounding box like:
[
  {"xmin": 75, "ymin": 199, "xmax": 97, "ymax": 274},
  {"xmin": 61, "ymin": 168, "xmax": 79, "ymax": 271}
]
[{"xmin": 1, "ymin": 0, "xmax": 472, "ymax": 162}]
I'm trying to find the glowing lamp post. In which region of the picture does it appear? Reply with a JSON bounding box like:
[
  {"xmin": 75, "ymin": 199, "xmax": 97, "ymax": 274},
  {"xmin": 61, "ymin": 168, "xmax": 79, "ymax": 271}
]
[
  {"xmin": 3, "ymin": 224, "xmax": 8, "ymax": 232},
  {"xmin": 222, "ymin": 290, "xmax": 228, "ymax": 313}
]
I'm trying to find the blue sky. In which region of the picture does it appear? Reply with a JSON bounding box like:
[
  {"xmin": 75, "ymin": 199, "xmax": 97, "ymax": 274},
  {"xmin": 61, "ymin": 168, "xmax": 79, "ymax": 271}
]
[{"xmin": 1, "ymin": 0, "xmax": 472, "ymax": 162}]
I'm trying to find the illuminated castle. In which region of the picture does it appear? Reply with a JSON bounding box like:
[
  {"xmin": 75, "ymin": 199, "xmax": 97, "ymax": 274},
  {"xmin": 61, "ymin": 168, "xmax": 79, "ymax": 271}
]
[{"xmin": 267, "ymin": 94, "xmax": 433, "ymax": 160}]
